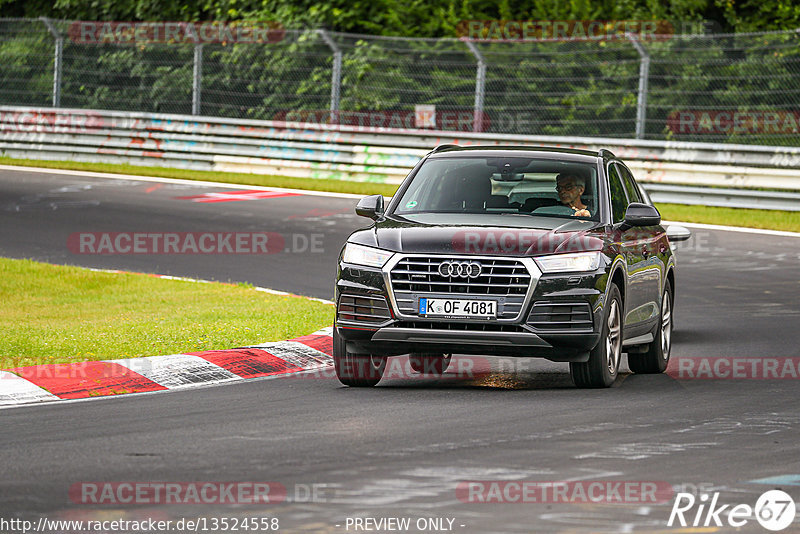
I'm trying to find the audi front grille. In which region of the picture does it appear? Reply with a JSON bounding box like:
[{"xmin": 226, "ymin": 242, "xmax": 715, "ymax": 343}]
[{"xmin": 388, "ymin": 256, "xmax": 533, "ymax": 321}]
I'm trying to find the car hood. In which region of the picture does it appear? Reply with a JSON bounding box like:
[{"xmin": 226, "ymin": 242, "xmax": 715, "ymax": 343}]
[{"xmin": 348, "ymin": 213, "xmax": 605, "ymax": 256}]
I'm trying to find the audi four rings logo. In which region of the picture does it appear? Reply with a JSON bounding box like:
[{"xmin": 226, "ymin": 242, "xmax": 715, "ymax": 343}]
[{"xmin": 438, "ymin": 261, "xmax": 482, "ymax": 278}]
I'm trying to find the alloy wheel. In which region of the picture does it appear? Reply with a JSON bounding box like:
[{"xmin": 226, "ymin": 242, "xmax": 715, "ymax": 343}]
[
  {"xmin": 661, "ymin": 292, "xmax": 672, "ymax": 359},
  {"xmin": 606, "ymin": 300, "xmax": 621, "ymax": 374}
]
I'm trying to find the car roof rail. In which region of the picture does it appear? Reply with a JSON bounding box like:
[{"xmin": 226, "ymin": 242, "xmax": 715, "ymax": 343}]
[
  {"xmin": 598, "ymin": 148, "xmax": 616, "ymax": 159},
  {"xmin": 432, "ymin": 144, "xmax": 460, "ymax": 153}
]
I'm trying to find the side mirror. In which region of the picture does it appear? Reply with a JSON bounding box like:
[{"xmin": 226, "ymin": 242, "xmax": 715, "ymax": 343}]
[
  {"xmin": 355, "ymin": 195, "xmax": 384, "ymax": 220},
  {"xmin": 622, "ymin": 202, "xmax": 661, "ymax": 228},
  {"xmin": 666, "ymin": 225, "xmax": 692, "ymax": 242}
]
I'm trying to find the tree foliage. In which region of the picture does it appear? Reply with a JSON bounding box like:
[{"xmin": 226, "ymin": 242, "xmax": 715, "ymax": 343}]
[
  {"xmin": 1, "ymin": 0, "xmax": 799, "ymax": 35},
  {"xmin": 2, "ymin": 1, "xmax": 799, "ymax": 145}
]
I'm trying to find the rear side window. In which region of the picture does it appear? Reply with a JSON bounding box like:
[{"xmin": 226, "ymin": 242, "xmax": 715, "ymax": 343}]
[
  {"xmin": 618, "ymin": 164, "xmax": 642, "ymax": 204},
  {"xmin": 607, "ymin": 164, "xmax": 628, "ymax": 224}
]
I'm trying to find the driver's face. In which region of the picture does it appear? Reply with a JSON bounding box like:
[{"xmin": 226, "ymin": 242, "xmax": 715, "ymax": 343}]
[{"xmin": 556, "ymin": 180, "xmax": 584, "ymax": 205}]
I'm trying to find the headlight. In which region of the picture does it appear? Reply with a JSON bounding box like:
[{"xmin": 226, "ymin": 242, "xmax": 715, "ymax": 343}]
[
  {"xmin": 341, "ymin": 243, "xmax": 394, "ymax": 268},
  {"xmin": 535, "ymin": 252, "xmax": 602, "ymax": 273}
]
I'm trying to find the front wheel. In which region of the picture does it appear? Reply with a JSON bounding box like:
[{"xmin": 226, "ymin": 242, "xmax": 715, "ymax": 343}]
[
  {"xmin": 333, "ymin": 327, "xmax": 387, "ymax": 387},
  {"xmin": 409, "ymin": 353, "xmax": 452, "ymax": 375},
  {"xmin": 629, "ymin": 279, "xmax": 673, "ymax": 374},
  {"xmin": 570, "ymin": 284, "xmax": 623, "ymax": 388}
]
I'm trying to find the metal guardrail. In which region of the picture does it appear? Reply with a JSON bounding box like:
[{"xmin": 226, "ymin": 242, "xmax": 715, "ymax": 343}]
[
  {"xmin": 644, "ymin": 184, "xmax": 800, "ymax": 212},
  {"xmin": 1, "ymin": 106, "xmax": 800, "ymax": 210},
  {"xmin": 6, "ymin": 20, "xmax": 800, "ymax": 146}
]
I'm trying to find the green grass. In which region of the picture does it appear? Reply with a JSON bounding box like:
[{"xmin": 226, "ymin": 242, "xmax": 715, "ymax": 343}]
[
  {"xmin": 656, "ymin": 203, "xmax": 796, "ymax": 233},
  {"xmin": 0, "ymin": 258, "xmax": 334, "ymax": 370},
  {"xmin": 1, "ymin": 157, "xmax": 796, "ymax": 232}
]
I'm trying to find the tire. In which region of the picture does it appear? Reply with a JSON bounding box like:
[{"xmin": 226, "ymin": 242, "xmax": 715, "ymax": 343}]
[
  {"xmin": 332, "ymin": 327, "xmax": 387, "ymax": 387},
  {"xmin": 570, "ymin": 284, "xmax": 623, "ymax": 388},
  {"xmin": 629, "ymin": 280, "xmax": 673, "ymax": 374},
  {"xmin": 409, "ymin": 353, "xmax": 452, "ymax": 375}
]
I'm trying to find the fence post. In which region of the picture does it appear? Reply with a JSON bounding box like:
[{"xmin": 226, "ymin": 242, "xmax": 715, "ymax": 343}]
[
  {"xmin": 463, "ymin": 40, "xmax": 486, "ymax": 133},
  {"xmin": 40, "ymin": 17, "xmax": 63, "ymax": 108},
  {"xmin": 192, "ymin": 43, "xmax": 203, "ymax": 115},
  {"xmin": 627, "ymin": 34, "xmax": 650, "ymax": 140},
  {"xmin": 317, "ymin": 30, "xmax": 342, "ymax": 120}
]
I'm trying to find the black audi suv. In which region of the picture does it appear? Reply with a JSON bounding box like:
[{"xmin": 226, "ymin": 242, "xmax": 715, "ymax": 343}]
[{"xmin": 334, "ymin": 146, "xmax": 690, "ymax": 388}]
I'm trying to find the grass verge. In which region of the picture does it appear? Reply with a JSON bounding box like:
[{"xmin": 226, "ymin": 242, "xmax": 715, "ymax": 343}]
[
  {"xmin": 0, "ymin": 157, "xmax": 795, "ymax": 233},
  {"xmin": 0, "ymin": 156, "xmax": 399, "ymax": 198},
  {"xmin": 0, "ymin": 257, "xmax": 334, "ymax": 369},
  {"xmin": 656, "ymin": 203, "xmax": 795, "ymax": 233}
]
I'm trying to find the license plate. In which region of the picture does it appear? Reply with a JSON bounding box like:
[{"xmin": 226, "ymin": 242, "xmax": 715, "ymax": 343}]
[{"xmin": 419, "ymin": 298, "xmax": 496, "ymax": 317}]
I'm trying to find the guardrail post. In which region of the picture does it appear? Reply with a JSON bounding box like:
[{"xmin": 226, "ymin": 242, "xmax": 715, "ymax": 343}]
[
  {"xmin": 192, "ymin": 43, "xmax": 203, "ymax": 115},
  {"xmin": 317, "ymin": 30, "xmax": 342, "ymax": 120},
  {"xmin": 464, "ymin": 40, "xmax": 486, "ymax": 133},
  {"xmin": 40, "ymin": 17, "xmax": 63, "ymax": 108},
  {"xmin": 627, "ymin": 34, "xmax": 650, "ymax": 140}
]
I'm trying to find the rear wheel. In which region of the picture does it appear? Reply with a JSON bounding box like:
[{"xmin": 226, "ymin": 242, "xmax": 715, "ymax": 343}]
[
  {"xmin": 333, "ymin": 327, "xmax": 387, "ymax": 387},
  {"xmin": 570, "ymin": 284, "xmax": 622, "ymax": 388},
  {"xmin": 629, "ymin": 280, "xmax": 673, "ymax": 374},
  {"xmin": 409, "ymin": 353, "xmax": 452, "ymax": 375}
]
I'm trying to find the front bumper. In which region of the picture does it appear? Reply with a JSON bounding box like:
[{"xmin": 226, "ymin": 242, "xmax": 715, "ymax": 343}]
[
  {"xmin": 343, "ymin": 326, "xmax": 599, "ymax": 362},
  {"xmin": 335, "ymin": 255, "xmax": 606, "ymax": 362}
]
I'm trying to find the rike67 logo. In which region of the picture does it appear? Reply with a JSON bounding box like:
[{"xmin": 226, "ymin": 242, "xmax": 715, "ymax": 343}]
[{"xmin": 668, "ymin": 490, "xmax": 796, "ymax": 531}]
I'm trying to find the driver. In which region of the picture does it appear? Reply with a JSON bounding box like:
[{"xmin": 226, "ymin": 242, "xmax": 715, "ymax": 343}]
[
  {"xmin": 533, "ymin": 173, "xmax": 591, "ymax": 217},
  {"xmin": 533, "ymin": 172, "xmax": 592, "ymax": 217},
  {"xmin": 556, "ymin": 173, "xmax": 590, "ymax": 217}
]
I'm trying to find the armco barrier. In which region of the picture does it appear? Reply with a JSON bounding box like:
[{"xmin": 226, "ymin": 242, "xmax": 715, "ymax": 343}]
[{"xmin": 2, "ymin": 106, "xmax": 800, "ymax": 209}]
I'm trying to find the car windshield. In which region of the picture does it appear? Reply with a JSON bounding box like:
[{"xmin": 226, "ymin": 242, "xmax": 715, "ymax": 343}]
[{"xmin": 392, "ymin": 156, "xmax": 600, "ymax": 221}]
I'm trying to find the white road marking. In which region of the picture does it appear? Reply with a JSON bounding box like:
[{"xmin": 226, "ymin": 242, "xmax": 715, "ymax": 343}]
[
  {"xmin": 662, "ymin": 220, "xmax": 800, "ymax": 238},
  {"xmin": 0, "ymin": 371, "xmax": 59, "ymax": 405},
  {"xmin": 86, "ymin": 267, "xmax": 334, "ymax": 305},
  {"xmin": 110, "ymin": 354, "xmax": 241, "ymax": 388},
  {"xmin": 0, "ymin": 164, "xmax": 365, "ymax": 199},
  {"xmin": 245, "ymin": 341, "xmax": 332, "ymax": 369}
]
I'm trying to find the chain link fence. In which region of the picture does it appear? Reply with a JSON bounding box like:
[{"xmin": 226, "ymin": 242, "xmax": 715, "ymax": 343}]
[{"xmin": 2, "ymin": 18, "xmax": 799, "ymax": 145}]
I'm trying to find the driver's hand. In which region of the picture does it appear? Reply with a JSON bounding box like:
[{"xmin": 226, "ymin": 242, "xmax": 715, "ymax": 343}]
[{"xmin": 572, "ymin": 208, "xmax": 590, "ymax": 217}]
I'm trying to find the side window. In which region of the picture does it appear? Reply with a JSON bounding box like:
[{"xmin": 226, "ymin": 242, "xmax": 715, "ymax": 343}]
[
  {"xmin": 618, "ymin": 164, "xmax": 642, "ymax": 204},
  {"xmin": 607, "ymin": 164, "xmax": 628, "ymax": 224}
]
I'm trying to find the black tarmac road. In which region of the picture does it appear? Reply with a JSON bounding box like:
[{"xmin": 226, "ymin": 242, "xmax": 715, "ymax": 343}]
[{"xmin": 1, "ymin": 167, "xmax": 799, "ymax": 533}]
